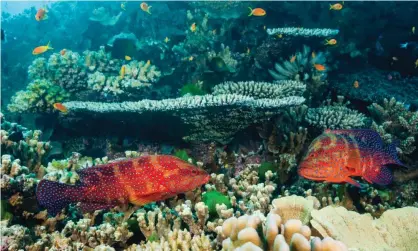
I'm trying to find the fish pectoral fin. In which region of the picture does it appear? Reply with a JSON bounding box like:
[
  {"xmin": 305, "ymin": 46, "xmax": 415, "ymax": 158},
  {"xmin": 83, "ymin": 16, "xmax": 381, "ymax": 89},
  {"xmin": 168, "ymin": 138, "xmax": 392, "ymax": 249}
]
[
  {"xmin": 79, "ymin": 202, "xmax": 114, "ymax": 212},
  {"xmin": 344, "ymin": 177, "xmax": 361, "ymax": 188},
  {"xmin": 363, "ymin": 165, "xmax": 394, "ymax": 186}
]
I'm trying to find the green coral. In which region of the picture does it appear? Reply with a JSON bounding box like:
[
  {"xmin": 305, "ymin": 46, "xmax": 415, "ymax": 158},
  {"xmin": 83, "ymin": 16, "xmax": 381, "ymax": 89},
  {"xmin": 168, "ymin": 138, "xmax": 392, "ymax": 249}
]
[
  {"xmin": 174, "ymin": 149, "xmax": 191, "ymax": 162},
  {"xmin": 258, "ymin": 162, "xmax": 277, "ymax": 180},
  {"xmin": 7, "ymin": 79, "xmax": 70, "ymax": 113},
  {"xmin": 202, "ymin": 190, "xmax": 232, "ymax": 216}
]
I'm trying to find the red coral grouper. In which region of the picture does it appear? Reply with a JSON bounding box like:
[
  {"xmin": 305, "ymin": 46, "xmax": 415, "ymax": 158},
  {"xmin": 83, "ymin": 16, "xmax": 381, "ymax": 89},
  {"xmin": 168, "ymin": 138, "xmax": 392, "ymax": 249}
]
[
  {"xmin": 298, "ymin": 129, "xmax": 406, "ymax": 187},
  {"xmin": 37, "ymin": 155, "xmax": 209, "ymax": 215}
]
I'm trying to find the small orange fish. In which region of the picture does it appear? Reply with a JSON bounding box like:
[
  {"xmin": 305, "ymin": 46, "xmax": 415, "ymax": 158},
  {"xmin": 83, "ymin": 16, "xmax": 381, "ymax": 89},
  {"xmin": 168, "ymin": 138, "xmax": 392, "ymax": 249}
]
[
  {"xmin": 125, "ymin": 55, "xmax": 132, "ymax": 61},
  {"xmin": 140, "ymin": 2, "xmax": 152, "ymax": 14},
  {"xmin": 164, "ymin": 37, "xmax": 170, "ymax": 43},
  {"xmin": 325, "ymin": 39, "xmax": 337, "ymax": 45},
  {"xmin": 277, "ymin": 34, "xmax": 283, "ymax": 38},
  {"xmin": 60, "ymin": 49, "xmax": 66, "ymax": 56},
  {"xmin": 190, "ymin": 23, "xmax": 196, "ymax": 32},
  {"xmin": 312, "ymin": 51, "xmax": 316, "ymax": 58},
  {"xmin": 313, "ymin": 64, "xmax": 326, "ymax": 71},
  {"xmin": 53, "ymin": 103, "xmax": 68, "ymax": 113},
  {"xmin": 35, "ymin": 7, "xmax": 48, "ymax": 21},
  {"xmin": 248, "ymin": 7, "xmax": 266, "ymax": 16},
  {"xmin": 329, "ymin": 3, "xmax": 343, "ymax": 10},
  {"xmin": 120, "ymin": 65, "xmax": 126, "ymax": 79},
  {"xmin": 37, "ymin": 155, "xmax": 209, "ymax": 216},
  {"xmin": 353, "ymin": 80, "xmax": 359, "ymax": 88},
  {"xmin": 32, "ymin": 41, "xmax": 53, "ymax": 55},
  {"xmin": 290, "ymin": 55, "xmax": 296, "ymax": 63}
]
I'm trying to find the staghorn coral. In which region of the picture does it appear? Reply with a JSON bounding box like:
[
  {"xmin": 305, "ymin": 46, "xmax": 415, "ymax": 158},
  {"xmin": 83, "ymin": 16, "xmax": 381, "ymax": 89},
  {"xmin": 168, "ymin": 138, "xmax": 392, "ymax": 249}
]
[
  {"xmin": 267, "ymin": 27, "xmax": 339, "ymax": 37},
  {"xmin": 368, "ymin": 97, "xmax": 418, "ymax": 156},
  {"xmin": 306, "ymin": 96, "xmax": 367, "ymax": 129},
  {"xmin": 310, "ymin": 206, "xmax": 418, "ymax": 251},
  {"xmin": 7, "ymin": 79, "xmax": 70, "ymax": 113},
  {"xmin": 87, "ymin": 60, "xmax": 161, "ymax": 96}
]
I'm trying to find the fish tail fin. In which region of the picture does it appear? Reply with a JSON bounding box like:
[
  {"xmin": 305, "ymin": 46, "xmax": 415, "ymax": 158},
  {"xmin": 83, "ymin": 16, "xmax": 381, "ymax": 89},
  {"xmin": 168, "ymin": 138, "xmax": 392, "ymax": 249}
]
[
  {"xmin": 147, "ymin": 6, "xmax": 152, "ymax": 14},
  {"xmin": 248, "ymin": 7, "xmax": 253, "ymax": 16},
  {"xmin": 329, "ymin": 4, "xmax": 333, "ymax": 10},
  {"xmin": 47, "ymin": 41, "xmax": 53, "ymax": 50},
  {"xmin": 363, "ymin": 165, "xmax": 394, "ymax": 186},
  {"xmin": 385, "ymin": 142, "xmax": 408, "ymax": 168},
  {"xmin": 36, "ymin": 180, "xmax": 80, "ymax": 216}
]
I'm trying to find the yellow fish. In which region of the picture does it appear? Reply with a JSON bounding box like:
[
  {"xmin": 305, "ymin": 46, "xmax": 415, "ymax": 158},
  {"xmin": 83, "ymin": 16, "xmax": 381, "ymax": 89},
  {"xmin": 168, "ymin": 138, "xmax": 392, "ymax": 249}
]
[
  {"xmin": 413, "ymin": 26, "xmax": 416, "ymax": 34},
  {"xmin": 146, "ymin": 60, "xmax": 151, "ymax": 65},
  {"xmin": 125, "ymin": 55, "xmax": 131, "ymax": 61},
  {"xmin": 415, "ymin": 59, "xmax": 418, "ymax": 68},
  {"xmin": 329, "ymin": 3, "xmax": 343, "ymax": 10},
  {"xmin": 190, "ymin": 23, "xmax": 196, "ymax": 32},
  {"xmin": 277, "ymin": 34, "xmax": 283, "ymax": 38},
  {"xmin": 247, "ymin": 47, "xmax": 251, "ymax": 55},
  {"xmin": 212, "ymin": 29, "xmax": 217, "ymax": 35},
  {"xmin": 189, "ymin": 56, "xmax": 194, "ymax": 61},
  {"xmin": 120, "ymin": 65, "xmax": 126, "ymax": 79},
  {"xmin": 290, "ymin": 55, "xmax": 296, "ymax": 63},
  {"xmin": 312, "ymin": 51, "xmax": 316, "ymax": 58},
  {"xmin": 325, "ymin": 39, "xmax": 337, "ymax": 45},
  {"xmin": 32, "ymin": 41, "xmax": 53, "ymax": 55},
  {"xmin": 263, "ymin": 25, "xmax": 266, "ymax": 30},
  {"xmin": 164, "ymin": 37, "xmax": 170, "ymax": 43}
]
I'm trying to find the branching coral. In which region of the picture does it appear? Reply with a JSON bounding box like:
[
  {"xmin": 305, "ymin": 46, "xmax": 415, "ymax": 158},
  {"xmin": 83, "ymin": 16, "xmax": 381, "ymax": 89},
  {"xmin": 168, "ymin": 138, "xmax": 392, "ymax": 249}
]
[
  {"xmin": 306, "ymin": 96, "xmax": 367, "ymax": 129},
  {"xmin": 0, "ymin": 222, "xmax": 33, "ymax": 251},
  {"xmin": 87, "ymin": 60, "xmax": 161, "ymax": 95},
  {"xmin": 83, "ymin": 46, "xmax": 122, "ymax": 73},
  {"xmin": 267, "ymin": 27, "xmax": 339, "ymax": 37},
  {"xmin": 7, "ymin": 79, "xmax": 70, "ymax": 113},
  {"xmin": 28, "ymin": 50, "xmax": 88, "ymax": 93},
  {"xmin": 368, "ymin": 97, "xmax": 418, "ymax": 156}
]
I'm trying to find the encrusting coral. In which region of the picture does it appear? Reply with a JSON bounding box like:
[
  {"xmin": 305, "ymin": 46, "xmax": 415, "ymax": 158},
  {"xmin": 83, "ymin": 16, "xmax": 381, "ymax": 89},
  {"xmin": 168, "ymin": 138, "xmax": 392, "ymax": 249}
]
[{"xmin": 305, "ymin": 96, "xmax": 367, "ymax": 130}]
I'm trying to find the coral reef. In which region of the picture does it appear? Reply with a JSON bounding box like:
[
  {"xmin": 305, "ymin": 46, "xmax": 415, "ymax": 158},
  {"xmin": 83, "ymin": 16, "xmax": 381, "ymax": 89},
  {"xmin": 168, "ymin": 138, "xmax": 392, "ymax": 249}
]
[
  {"xmin": 267, "ymin": 27, "xmax": 339, "ymax": 37},
  {"xmin": 306, "ymin": 96, "xmax": 367, "ymax": 130},
  {"xmin": 368, "ymin": 97, "xmax": 418, "ymax": 156},
  {"xmin": 7, "ymin": 79, "xmax": 70, "ymax": 113}
]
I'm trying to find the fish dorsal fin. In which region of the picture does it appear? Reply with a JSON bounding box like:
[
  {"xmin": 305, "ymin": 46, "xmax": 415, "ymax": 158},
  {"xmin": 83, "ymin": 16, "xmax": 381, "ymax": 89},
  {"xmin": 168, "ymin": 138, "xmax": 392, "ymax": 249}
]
[
  {"xmin": 330, "ymin": 129, "xmax": 384, "ymax": 150},
  {"xmin": 363, "ymin": 165, "xmax": 393, "ymax": 186}
]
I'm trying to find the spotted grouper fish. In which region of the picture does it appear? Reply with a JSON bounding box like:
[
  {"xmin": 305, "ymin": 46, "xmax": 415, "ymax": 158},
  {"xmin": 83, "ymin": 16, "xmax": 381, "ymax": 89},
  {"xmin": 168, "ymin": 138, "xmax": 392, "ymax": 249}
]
[
  {"xmin": 37, "ymin": 155, "xmax": 209, "ymax": 215},
  {"xmin": 298, "ymin": 129, "xmax": 406, "ymax": 187}
]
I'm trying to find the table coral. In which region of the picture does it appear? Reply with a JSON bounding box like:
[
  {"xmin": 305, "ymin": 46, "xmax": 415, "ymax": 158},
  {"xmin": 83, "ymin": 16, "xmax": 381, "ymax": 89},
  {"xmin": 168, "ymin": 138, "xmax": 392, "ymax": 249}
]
[
  {"xmin": 267, "ymin": 27, "xmax": 339, "ymax": 37},
  {"xmin": 62, "ymin": 81, "xmax": 305, "ymax": 143}
]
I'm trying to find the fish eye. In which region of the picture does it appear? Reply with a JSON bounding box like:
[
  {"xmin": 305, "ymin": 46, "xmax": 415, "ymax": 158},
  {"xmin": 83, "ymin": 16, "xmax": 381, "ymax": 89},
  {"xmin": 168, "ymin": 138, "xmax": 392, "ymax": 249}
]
[{"xmin": 192, "ymin": 169, "xmax": 199, "ymax": 175}]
